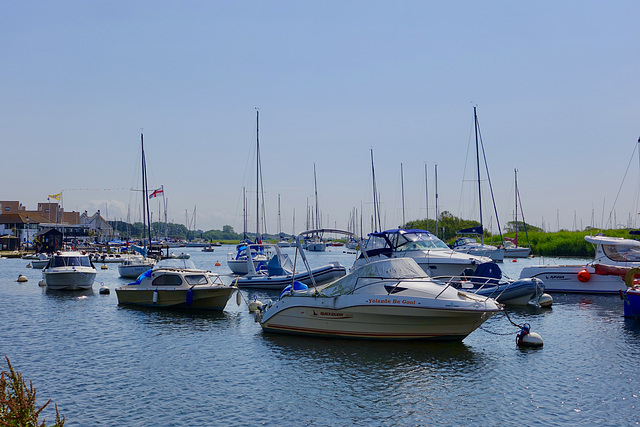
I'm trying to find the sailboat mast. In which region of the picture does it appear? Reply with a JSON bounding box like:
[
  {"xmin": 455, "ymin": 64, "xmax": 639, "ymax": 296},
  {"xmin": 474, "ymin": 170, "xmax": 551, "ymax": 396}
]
[
  {"xmin": 435, "ymin": 163, "xmax": 439, "ymax": 238},
  {"xmin": 256, "ymin": 109, "xmax": 260, "ymax": 241},
  {"xmin": 474, "ymin": 106, "xmax": 484, "ymax": 244},
  {"xmin": 424, "ymin": 162, "xmax": 429, "ymax": 233},
  {"xmin": 401, "ymin": 163, "xmax": 406, "ymax": 227},
  {"xmin": 141, "ymin": 133, "xmax": 152, "ymax": 254},
  {"xmin": 370, "ymin": 149, "xmax": 381, "ymax": 232},
  {"xmin": 314, "ymin": 163, "xmax": 320, "ymax": 229},
  {"xmin": 514, "ymin": 168, "xmax": 518, "ymax": 245}
]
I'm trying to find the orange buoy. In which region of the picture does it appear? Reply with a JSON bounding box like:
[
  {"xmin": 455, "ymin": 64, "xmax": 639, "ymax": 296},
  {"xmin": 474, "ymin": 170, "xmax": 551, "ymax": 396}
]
[
  {"xmin": 512, "ymin": 259, "xmax": 517, "ymax": 262},
  {"xmin": 215, "ymin": 261, "xmax": 221, "ymax": 266},
  {"xmin": 577, "ymin": 269, "xmax": 591, "ymax": 283}
]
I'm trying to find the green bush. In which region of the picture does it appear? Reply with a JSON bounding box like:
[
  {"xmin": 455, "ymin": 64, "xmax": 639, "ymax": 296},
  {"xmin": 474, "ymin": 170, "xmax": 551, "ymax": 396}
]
[{"xmin": 0, "ymin": 356, "xmax": 64, "ymax": 426}]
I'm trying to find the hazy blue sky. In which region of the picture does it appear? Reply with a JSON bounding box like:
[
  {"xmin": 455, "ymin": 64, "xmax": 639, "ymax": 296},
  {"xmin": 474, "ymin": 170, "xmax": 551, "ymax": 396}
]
[{"xmin": 2, "ymin": 2, "xmax": 640, "ymax": 236}]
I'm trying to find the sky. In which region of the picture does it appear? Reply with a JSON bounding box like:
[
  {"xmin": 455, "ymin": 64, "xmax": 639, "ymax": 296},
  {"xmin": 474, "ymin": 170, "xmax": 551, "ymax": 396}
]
[{"xmin": 2, "ymin": 1, "xmax": 640, "ymax": 237}]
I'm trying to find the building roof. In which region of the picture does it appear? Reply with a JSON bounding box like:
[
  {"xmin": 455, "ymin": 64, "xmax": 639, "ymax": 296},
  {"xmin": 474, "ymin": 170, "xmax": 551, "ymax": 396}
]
[{"xmin": 0, "ymin": 213, "xmax": 50, "ymax": 225}]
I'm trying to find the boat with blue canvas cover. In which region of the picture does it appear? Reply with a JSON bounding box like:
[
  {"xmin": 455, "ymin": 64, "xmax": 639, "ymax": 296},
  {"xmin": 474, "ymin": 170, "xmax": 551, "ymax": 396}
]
[
  {"xmin": 115, "ymin": 258, "xmax": 236, "ymax": 310},
  {"xmin": 236, "ymin": 243, "xmax": 346, "ymax": 290}
]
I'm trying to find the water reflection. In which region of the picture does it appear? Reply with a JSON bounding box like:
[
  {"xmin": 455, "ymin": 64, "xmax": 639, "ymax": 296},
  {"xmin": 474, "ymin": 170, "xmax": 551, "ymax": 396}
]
[{"xmin": 44, "ymin": 288, "xmax": 95, "ymax": 299}]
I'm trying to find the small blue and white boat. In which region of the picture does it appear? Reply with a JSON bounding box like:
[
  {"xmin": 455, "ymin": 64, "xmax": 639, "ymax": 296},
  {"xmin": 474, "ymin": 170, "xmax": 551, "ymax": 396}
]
[{"xmin": 236, "ymin": 243, "xmax": 345, "ymax": 290}]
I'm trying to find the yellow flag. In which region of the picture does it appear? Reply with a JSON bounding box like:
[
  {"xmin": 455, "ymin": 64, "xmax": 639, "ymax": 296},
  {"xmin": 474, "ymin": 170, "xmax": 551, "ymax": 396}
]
[{"xmin": 48, "ymin": 192, "xmax": 61, "ymax": 201}]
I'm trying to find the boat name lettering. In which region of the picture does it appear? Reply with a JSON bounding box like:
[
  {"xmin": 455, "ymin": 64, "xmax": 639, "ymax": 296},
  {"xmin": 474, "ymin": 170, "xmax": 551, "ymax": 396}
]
[
  {"xmin": 367, "ymin": 298, "xmax": 416, "ymax": 305},
  {"xmin": 319, "ymin": 311, "xmax": 347, "ymax": 317}
]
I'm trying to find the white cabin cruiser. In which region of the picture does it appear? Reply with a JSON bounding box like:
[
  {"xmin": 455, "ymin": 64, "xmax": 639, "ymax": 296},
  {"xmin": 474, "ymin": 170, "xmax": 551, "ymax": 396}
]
[
  {"xmin": 519, "ymin": 235, "xmax": 640, "ymax": 294},
  {"xmin": 42, "ymin": 251, "xmax": 97, "ymax": 290},
  {"xmin": 257, "ymin": 256, "xmax": 501, "ymax": 341},
  {"xmin": 354, "ymin": 229, "xmax": 491, "ymax": 277}
]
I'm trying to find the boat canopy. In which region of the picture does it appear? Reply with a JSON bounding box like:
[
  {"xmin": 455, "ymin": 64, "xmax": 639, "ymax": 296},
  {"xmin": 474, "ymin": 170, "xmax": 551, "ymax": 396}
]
[
  {"xmin": 365, "ymin": 229, "xmax": 450, "ymax": 251},
  {"xmin": 456, "ymin": 226, "xmax": 483, "ymax": 235},
  {"xmin": 584, "ymin": 235, "xmax": 640, "ymax": 247},
  {"xmin": 313, "ymin": 258, "xmax": 427, "ymax": 297}
]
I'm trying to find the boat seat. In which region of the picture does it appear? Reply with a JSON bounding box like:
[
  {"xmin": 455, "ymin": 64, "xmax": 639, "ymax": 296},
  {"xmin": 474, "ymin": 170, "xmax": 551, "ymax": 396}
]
[{"xmin": 359, "ymin": 248, "xmax": 393, "ymax": 259}]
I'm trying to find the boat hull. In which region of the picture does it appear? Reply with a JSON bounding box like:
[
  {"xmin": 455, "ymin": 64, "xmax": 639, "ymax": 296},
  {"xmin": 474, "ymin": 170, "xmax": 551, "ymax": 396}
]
[
  {"xmin": 519, "ymin": 265, "xmax": 625, "ymax": 294},
  {"xmin": 237, "ymin": 263, "xmax": 346, "ymax": 289},
  {"xmin": 118, "ymin": 264, "xmax": 154, "ymax": 279},
  {"xmin": 228, "ymin": 258, "xmax": 269, "ymax": 275},
  {"xmin": 115, "ymin": 287, "xmax": 235, "ymax": 310},
  {"xmin": 261, "ymin": 303, "xmax": 496, "ymax": 340},
  {"xmin": 504, "ymin": 247, "xmax": 531, "ymax": 258},
  {"xmin": 43, "ymin": 270, "xmax": 96, "ymax": 290}
]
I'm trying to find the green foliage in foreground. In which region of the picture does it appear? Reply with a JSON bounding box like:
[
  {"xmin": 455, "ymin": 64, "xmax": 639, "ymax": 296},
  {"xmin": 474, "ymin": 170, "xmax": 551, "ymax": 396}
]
[{"xmin": 1, "ymin": 356, "xmax": 64, "ymax": 426}]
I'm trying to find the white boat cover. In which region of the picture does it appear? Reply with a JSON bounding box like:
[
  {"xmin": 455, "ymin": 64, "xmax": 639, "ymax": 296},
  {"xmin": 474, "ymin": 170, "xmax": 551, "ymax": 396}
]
[{"xmin": 313, "ymin": 258, "xmax": 427, "ymax": 297}]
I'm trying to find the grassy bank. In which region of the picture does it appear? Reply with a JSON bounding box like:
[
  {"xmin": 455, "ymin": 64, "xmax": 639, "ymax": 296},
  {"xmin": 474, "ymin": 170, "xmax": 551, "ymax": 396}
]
[{"xmin": 487, "ymin": 229, "xmax": 636, "ymax": 257}]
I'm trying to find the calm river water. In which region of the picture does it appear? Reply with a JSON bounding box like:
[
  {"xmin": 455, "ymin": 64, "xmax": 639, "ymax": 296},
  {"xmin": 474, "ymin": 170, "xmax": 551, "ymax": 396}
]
[{"xmin": 1, "ymin": 247, "xmax": 639, "ymax": 426}]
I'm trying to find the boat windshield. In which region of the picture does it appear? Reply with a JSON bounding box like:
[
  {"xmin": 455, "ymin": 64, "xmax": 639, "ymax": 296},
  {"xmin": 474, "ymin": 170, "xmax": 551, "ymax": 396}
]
[
  {"xmin": 601, "ymin": 244, "xmax": 640, "ymax": 263},
  {"xmin": 52, "ymin": 256, "xmax": 92, "ymax": 268},
  {"xmin": 316, "ymin": 258, "xmax": 428, "ymax": 296},
  {"xmin": 154, "ymin": 259, "xmax": 198, "ymax": 270},
  {"xmin": 396, "ymin": 232, "xmax": 450, "ymax": 251},
  {"xmin": 184, "ymin": 274, "xmax": 209, "ymax": 285}
]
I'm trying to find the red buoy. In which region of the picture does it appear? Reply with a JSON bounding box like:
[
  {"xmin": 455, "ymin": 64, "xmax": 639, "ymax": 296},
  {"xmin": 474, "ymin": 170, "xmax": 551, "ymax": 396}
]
[{"xmin": 577, "ymin": 269, "xmax": 591, "ymax": 283}]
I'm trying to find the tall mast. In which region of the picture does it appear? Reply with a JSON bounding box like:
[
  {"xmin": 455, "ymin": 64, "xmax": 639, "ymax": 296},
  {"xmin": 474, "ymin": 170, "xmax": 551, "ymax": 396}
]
[
  {"xmin": 424, "ymin": 162, "xmax": 429, "ymax": 232},
  {"xmin": 141, "ymin": 133, "xmax": 152, "ymax": 254},
  {"xmin": 255, "ymin": 109, "xmax": 260, "ymax": 241},
  {"xmin": 313, "ymin": 163, "xmax": 320, "ymax": 229},
  {"xmin": 370, "ymin": 149, "xmax": 381, "ymax": 232},
  {"xmin": 514, "ymin": 168, "xmax": 518, "ymax": 245},
  {"xmin": 474, "ymin": 106, "xmax": 484, "ymax": 244},
  {"xmin": 435, "ymin": 163, "xmax": 439, "ymax": 238},
  {"xmin": 401, "ymin": 163, "xmax": 406, "ymax": 227}
]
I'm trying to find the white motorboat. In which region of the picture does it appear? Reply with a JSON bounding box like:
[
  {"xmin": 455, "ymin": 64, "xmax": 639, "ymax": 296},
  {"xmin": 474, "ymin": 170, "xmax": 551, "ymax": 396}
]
[
  {"xmin": 118, "ymin": 255, "xmax": 157, "ymax": 279},
  {"xmin": 115, "ymin": 258, "xmax": 236, "ymax": 310},
  {"xmin": 42, "ymin": 251, "xmax": 97, "ymax": 290},
  {"xmin": 452, "ymin": 237, "xmax": 505, "ymax": 262},
  {"xmin": 256, "ymin": 256, "xmax": 501, "ymax": 341},
  {"xmin": 227, "ymin": 241, "xmax": 272, "ymax": 275},
  {"xmin": 354, "ymin": 229, "xmax": 491, "ymax": 277},
  {"xmin": 236, "ymin": 243, "xmax": 346, "ymax": 290},
  {"xmin": 519, "ymin": 235, "xmax": 640, "ymax": 294},
  {"xmin": 29, "ymin": 253, "xmax": 50, "ymax": 269}
]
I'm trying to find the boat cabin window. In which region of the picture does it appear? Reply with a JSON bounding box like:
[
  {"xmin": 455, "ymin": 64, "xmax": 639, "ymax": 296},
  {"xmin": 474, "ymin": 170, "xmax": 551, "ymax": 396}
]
[
  {"xmin": 52, "ymin": 256, "xmax": 92, "ymax": 267},
  {"xmin": 601, "ymin": 244, "xmax": 640, "ymax": 262},
  {"xmin": 152, "ymin": 274, "xmax": 183, "ymax": 286},
  {"xmin": 364, "ymin": 235, "xmax": 390, "ymax": 251},
  {"xmin": 184, "ymin": 274, "xmax": 208, "ymax": 285}
]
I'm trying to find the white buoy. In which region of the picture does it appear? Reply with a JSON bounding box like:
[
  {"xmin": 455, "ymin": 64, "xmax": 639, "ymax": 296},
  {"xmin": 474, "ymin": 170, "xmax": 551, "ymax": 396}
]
[
  {"xmin": 236, "ymin": 290, "xmax": 242, "ymax": 306},
  {"xmin": 38, "ymin": 279, "xmax": 46, "ymax": 287},
  {"xmin": 248, "ymin": 299, "xmax": 264, "ymax": 313},
  {"xmin": 516, "ymin": 324, "xmax": 544, "ymax": 347},
  {"xmin": 101, "ymin": 264, "xmax": 108, "ymax": 270},
  {"xmin": 538, "ymin": 293, "xmax": 553, "ymax": 308},
  {"xmin": 520, "ymin": 331, "xmax": 544, "ymax": 347},
  {"xmin": 17, "ymin": 274, "xmax": 28, "ymax": 282},
  {"xmin": 152, "ymin": 289, "xmax": 158, "ymax": 303},
  {"xmin": 99, "ymin": 285, "xmax": 110, "ymax": 294},
  {"xmin": 26, "ymin": 263, "xmax": 32, "ymax": 268}
]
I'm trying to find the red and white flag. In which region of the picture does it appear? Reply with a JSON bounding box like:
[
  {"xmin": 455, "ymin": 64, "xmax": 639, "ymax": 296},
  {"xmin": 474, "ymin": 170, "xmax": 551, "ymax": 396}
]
[{"xmin": 149, "ymin": 186, "xmax": 164, "ymax": 199}]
